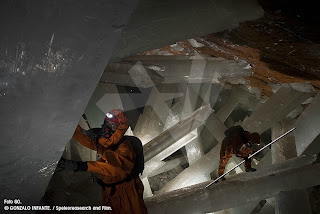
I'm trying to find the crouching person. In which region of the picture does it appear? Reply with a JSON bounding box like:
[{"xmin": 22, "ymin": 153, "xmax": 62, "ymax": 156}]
[{"xmin": 218, "ymin": 125, "xmax": 261, "ymax": 177}]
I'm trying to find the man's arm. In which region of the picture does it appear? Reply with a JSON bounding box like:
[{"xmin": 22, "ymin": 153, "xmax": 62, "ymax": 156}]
[
  {"xmin": 87, "ymin": 140, "xmax": 135, "ymax": 178},
  {"xmin": 57, "ymin": 140, "xmax": 135, "ymax": 179},
  {"xmin": 72, "ymin": 125, "xmax": 105, "ymax": 154}
]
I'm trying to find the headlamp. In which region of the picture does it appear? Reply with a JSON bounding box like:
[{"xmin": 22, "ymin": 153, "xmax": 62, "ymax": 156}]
[
  {"xmin": 106, "ymin": 112, "xmax": 114, "ymax": 119},
  {"xmin": 104, "ymin": 110, "xmax": 120, "ymax": 126}
]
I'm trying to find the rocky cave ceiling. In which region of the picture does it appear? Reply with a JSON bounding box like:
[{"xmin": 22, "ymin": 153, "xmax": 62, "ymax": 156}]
[{"xmin": 131, "ymin": 3, "xmax": 320, "ymax": 98}]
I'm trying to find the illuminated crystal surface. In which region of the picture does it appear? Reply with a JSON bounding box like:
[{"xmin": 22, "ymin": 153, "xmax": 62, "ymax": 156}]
[{"xmin": 242, "ymin": 87, "xmax": 311, "ymax": 134}]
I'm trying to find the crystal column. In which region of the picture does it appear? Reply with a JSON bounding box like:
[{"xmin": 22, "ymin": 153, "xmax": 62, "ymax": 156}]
[
  {"xmin": 271, "ymin": 119, "xmax": 312, "ymax": 214},
  {"xmin": 242, "ymin": 86, "xmax": 311, "ymax": 134},
  {"xmin": 146, "ymin": 161, "xmax": 320, "ymax": 214},
  {"xmin": 295, "ymin": 92, "xmax": 320, "ymax": 156}
]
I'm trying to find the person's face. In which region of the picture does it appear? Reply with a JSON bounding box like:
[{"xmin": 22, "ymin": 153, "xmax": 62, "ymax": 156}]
[{"xmin": 106, "ymin": 120, "xmax": 119, "ymax": 132}]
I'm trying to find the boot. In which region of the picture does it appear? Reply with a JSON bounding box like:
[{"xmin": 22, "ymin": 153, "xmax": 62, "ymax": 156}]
[{"xmin": 245, "ymin": 167, "xmax": 257, "ymax": 172}]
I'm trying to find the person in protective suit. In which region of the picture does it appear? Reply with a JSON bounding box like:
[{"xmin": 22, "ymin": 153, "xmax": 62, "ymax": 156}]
[
  {"xmin": 57, "ymin": 109, "xmax": 148, "ymax": 214},
  {"xmin": 218, "ymin": 125, "xmax": 261, "ymax": 177}
]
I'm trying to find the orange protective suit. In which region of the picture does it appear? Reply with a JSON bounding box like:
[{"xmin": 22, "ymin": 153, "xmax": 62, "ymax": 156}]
[
  {"xmin": 73, "ymin": 110, "xmax": 148, "ymax": 214},
  {"xmin": 218, "ymin": 131, "xmax": 260, "ymax": 176}
]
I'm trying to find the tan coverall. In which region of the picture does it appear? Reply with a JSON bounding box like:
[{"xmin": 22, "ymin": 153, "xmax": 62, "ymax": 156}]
[{"xmin": 73, "ymin": 110, "xmax": 148, "ymax": 214}]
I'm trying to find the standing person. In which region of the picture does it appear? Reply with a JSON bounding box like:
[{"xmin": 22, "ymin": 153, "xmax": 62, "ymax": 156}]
[
  {"xmin": 218, "ymin": 125, "xmax": 261, "ymax": 177},
  {"xmin": 58, "ymin": 109, "xmax": 148, "ymax": 214}
]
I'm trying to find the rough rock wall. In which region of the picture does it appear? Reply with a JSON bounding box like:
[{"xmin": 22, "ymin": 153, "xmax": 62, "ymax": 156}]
[{"xmin": 0, "ymin": 0, "xmax": 139, "ymax": 204}]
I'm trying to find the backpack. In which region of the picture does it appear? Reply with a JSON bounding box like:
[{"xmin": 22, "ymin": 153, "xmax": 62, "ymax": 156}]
[
  {"xmin": 224, "ymin": 125, "xmax": 248, "ymax": 144},
  {"xmin": 124, "ymin": 136, "xmax": 145, "ymax": 176},
  {"xmin": 111, "ymin": 135, "xmax": 145, "ymax": 176}
]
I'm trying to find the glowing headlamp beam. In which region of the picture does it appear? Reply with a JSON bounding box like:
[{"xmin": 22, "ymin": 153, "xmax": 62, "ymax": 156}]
[{"xmin": 106, "ymin": 112, "xmax": 114, "ymax": 119}]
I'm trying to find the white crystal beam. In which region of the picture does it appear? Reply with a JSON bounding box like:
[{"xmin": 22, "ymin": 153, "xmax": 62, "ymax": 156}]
[{"xmin": 145, "ymin": 158, "xmax": 319, "ymax": 214}]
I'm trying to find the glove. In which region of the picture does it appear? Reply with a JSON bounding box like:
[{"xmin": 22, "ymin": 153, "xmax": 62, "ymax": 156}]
[
  {"xmin": 57, "ymin": 158, "xmax": 88, "ymax": 172},
  {"xmin": 115, "ymin": 111, "xmax": 129, "ymax": 125}
]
